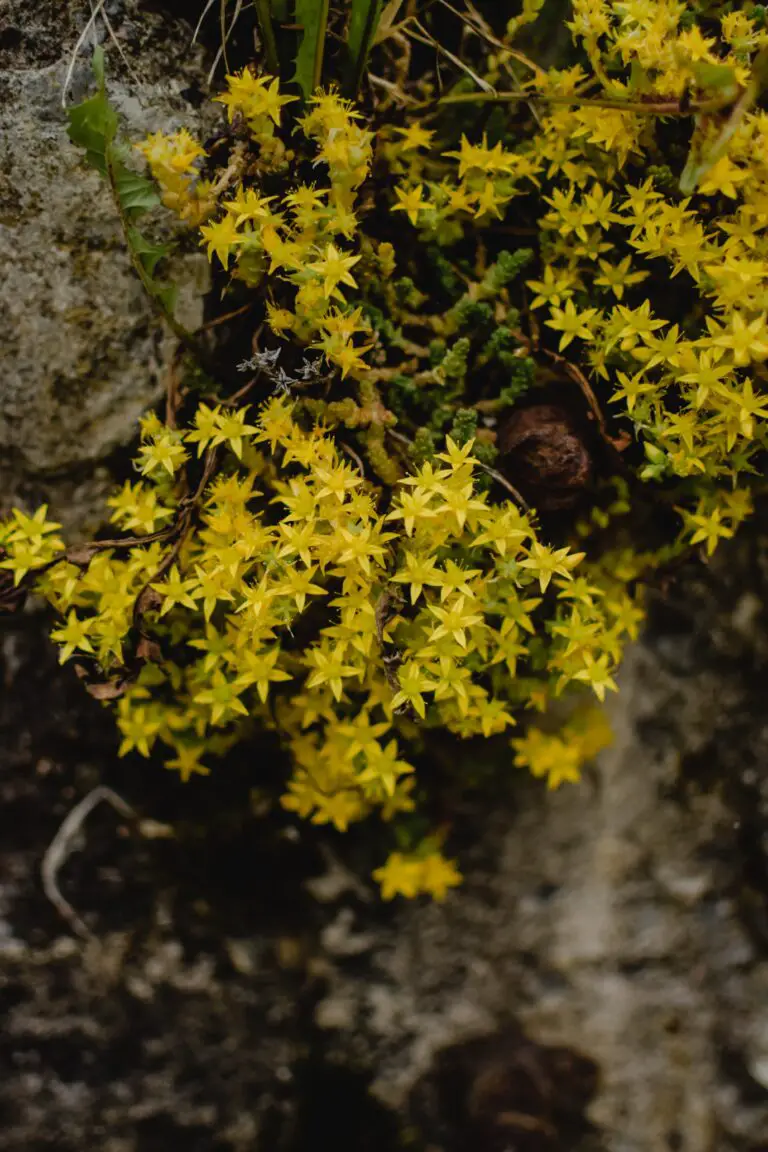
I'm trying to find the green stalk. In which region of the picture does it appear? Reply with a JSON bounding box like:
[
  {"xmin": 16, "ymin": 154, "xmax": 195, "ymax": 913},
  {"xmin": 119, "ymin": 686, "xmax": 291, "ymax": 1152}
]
[
  {"xmin": 426, "ymin": 90, "xmax": 735, "ymax": 117},
  {"xmin": 254, "ymin": 0, "xmax": 280, "ymax": 75}
]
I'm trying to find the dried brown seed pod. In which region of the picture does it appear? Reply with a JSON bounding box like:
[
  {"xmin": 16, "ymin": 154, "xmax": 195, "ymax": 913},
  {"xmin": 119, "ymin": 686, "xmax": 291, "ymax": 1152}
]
[{"xmin": 497, "ymin": 403, "xmax": 593, "ymax": 511}]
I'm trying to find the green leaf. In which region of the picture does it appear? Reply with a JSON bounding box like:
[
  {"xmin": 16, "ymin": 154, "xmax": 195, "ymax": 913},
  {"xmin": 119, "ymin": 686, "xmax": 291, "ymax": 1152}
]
[
  {"xmin": 254, "ymin": 0, "xmax": 280, "ymax": 75},
  {"xmin": 154, "ymin": 281, "xmax": 179, "ymax": 315},
  {"xmin": 127, "ymin": 228, "xmax": 173, "ymax": 277},
  {"xmin": 293, "ymin": 0, "xmax": 330, "ymax": 98},
  {"xmin": 91, "ymin": 41, "xmax": 106, "ymax": 88},
  {"xmin": 112, "ymin": 164, "xmax": 161, "ymax": 218},
  {"xmin": 67, "ymin": 52, "xmax": 159, "ymax": 221},
  {"xmin": 66, "ymin": 44, "xmax": 117, "ymax": 173},
  {"xmin": 692, "ymin": 60, "xmax": 739, "ymax": 96},
  {"xmin": 67, "ymin": 48, "xmax": 180, "ymax": 326},
  {"xmin": 346, "ymin": 0, "xmax": 383, "ymax": 93},
  {"xmin": 67, "ymin": 92, "xmax": 118, "ymax": 175}
]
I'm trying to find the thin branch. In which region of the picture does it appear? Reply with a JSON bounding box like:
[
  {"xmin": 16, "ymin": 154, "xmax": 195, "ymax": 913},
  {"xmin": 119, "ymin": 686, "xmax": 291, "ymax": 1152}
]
[
  {"xmin": 387, "ymin": 427, "xmax": 530, "ymax": 511},
  {"xmin": 191, "ymin": 0, "xmax": 219, "ymax": 45},
  {"xmin": 339, "ymin": 440, "xmax": 367, "ymax": 475},
  {"xmin": 475, "ymin": 463, "xmax": 530, "ymax": 512},
  {"xmin": 61, "ymin": 0, "xmax": 105, "ymax": 108},
  {"xmin": 368, "ymin": 72, "xmax": 419, "ymax": 105},
  {"xmin": 427, "ymin": 88, "xmax": 735, "ymax": 116},
  {"xmin": 541, "ymin": 347, "xmax": 630, "ymax": 456},
  {"xmin": 220, "ymin": 0, "xmax": 231, "ymax": 75},
  {"xmin": 42, "ymin": 787, "xmax": 136, "ymax": 939},
  {"xmin": 207, "ymin": 0, "xmax": 247, "ymax": 86},
  {"xmin": 456, "ymin": 0, "xmax": 543, "ymax": 122},
  {"xmin": 101, "ymin": 8, "xmax": 142, "ymax": 88},
  {"xmin": 222, "ymin": 373, "xmax": 262, "ymax": 406},
  {"xmin": 406, "ymin": 18, "xmax": 494, "ymax": 94},
  {"xmin": 436, "ymin": 0, "xmax": 542, "ymax": 78},
  {"xmin": 198, "ymin": 300, "xmax": 255, "ymax": 331}
]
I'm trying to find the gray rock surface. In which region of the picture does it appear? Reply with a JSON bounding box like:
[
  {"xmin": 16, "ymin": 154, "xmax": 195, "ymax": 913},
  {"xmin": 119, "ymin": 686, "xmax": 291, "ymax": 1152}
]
[{"xmin": 0, "ymin": 0, "xmax": 209, "ymax": 529}]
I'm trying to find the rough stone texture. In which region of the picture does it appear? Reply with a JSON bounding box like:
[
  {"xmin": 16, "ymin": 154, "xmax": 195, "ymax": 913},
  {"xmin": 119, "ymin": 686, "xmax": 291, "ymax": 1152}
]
[
  {"xmin": 0, "ymin": 619, "xmax": 309, "ymax": 1152},
  {"xmin": 0, "ymin": 0, "xmax": 209, "ymax": 530},
  {"xmin": 0, "ymin": 615, "xmax": 401, "ymax": 1152}
]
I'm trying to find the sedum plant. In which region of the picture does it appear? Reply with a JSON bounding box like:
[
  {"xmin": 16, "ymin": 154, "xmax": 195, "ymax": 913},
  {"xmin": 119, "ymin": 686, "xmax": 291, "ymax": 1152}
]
[{"xmin": 3, "ymin": 0, "xmax": 768, "ymax": 899}]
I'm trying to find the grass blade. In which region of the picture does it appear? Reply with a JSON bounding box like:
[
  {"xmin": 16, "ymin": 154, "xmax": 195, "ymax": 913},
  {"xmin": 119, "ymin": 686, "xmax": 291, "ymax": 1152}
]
[
  {"xmin": 346, "ymin": 0, "xmax": 383, "ymax": 94},
  {"xmin": 254, "ymin": 0, "xmax": 280, "ymax": 75},
  {"xmin": 294, "ymin": 0, "xmax": 331, "ymax": 98}
]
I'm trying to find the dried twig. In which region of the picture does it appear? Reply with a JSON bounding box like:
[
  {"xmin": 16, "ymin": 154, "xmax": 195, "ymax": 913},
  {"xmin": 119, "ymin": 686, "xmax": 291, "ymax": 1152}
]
[
  {"xmin": 198, "ymin": 301, "xmax": 255, "ymax": 332},
  {"xmin": 100, "ymin": 6, "xmax": 141, "ymax": 88},
  {"xmin": 475, "ymin": 462, "xmax": 530, "ymax": 512},
  {"xmin": 339, "ymin": 440, "xmax": 367, "ymax": 476},
  {"xmin": 191, "ymin": 0, "xmax": 219, "ymax": 45},
  {"xmin": 42, "ymin": 786, "xmax": 136, "ymax": 939},
  {"xmin": 368, "ymin": 73, "xmax": 418, "ymax": 106},
  {"xmin": 61, "ymin": 0, "xmax": 140, "ymax": 110},
  {"xmin": 207, "ymin": 0, "xmax": 246, "ymax": 85},
  {"xmin": 405, "ymin": 17, "xmax": 494, "ymax": 94},
  {"xmin": 542, "ymin": 347, "xmax": 630, "ymax": 454},
  {"xmin": 61, "ymin": 0, "xmax": 105, "ymax": 108}
]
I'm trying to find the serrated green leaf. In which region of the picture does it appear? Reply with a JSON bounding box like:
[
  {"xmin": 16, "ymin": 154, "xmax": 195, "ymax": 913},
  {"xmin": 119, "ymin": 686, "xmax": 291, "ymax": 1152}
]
[
  {"xmin": 127, "ymin": 227, "xmax": 173, "ymax": 276},
  {"xmin": 154, "ymin": 281, "xmax": 179, "ymax": 315},
  {"xmin": 67, "ymin": 50, "xmax": 159, "ymax": 221},
  {"xmin": 67, "ymin": 44, "xmax": 117, "ymax": 174},
  {"xmin": 294, "ymin": 0, "xmax": 330, "ymax": 98},
  {"xmin": 346, "ymin": 0, "xmax": 383, "ymax": 93},
  {"xmin": 67, "ymin": 91, "xmax": 118, "ymax": 175},
  {"xmin": 114, "ymin": 168, "xmax": 161, "ymax": 218}
]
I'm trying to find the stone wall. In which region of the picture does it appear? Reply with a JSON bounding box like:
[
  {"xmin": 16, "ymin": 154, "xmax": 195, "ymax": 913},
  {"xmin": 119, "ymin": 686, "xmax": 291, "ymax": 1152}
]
[{"xmin": 0, "ymin": 0, "xmax": 208, "ymax": 529}]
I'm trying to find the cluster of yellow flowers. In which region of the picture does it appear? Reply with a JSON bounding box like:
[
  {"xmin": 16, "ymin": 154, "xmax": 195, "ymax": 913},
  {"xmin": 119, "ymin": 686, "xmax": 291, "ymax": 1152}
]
[
  {"xmin": 383, "ymin": 0, "xmax": 767, "ymax": 562},
  {"xmin": 0, "ymin": 394, "xmax": 627, "ymax": 897},
  {"xmin": 136, "ymin": 127, "xmax": 213, "ymax": 225},
  {"xmin": 142, "ymin": 79, "xmax": 376, "ymax": 381},
  {"xmin": 8, "ymin": 1, "xmax": 768, "ymax": 899},
  {"xmin": 373, "ymin": 843, "xmax": 462, "ymax": 902},
  {"xmin": 512, "ymin": 704, "xmax": 615, "ymax": 790}
]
